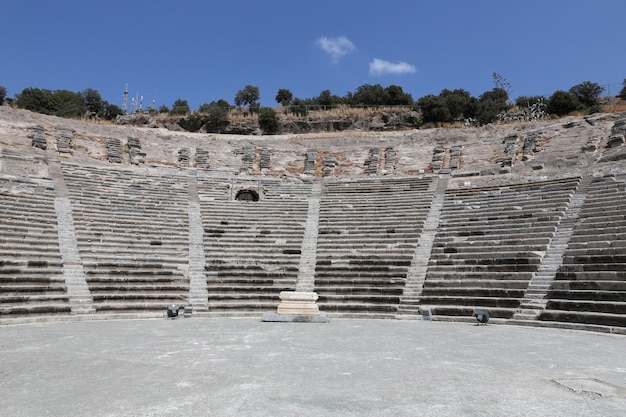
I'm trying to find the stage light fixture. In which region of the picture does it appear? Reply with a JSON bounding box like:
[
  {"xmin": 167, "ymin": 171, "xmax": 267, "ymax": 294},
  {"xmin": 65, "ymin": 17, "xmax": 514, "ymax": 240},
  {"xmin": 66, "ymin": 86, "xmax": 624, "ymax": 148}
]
[{"xmin": 167, "ymin": 304, "xmax": 180, "ymax": 318}]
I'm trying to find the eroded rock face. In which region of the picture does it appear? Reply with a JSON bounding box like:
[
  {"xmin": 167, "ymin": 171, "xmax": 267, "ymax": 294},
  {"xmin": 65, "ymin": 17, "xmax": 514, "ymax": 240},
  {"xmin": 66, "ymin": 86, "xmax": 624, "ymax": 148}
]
[
  {"xmin": 116, "ymin": 110, "xmax": 422, "ymax": 135},
  {"xmin": 4, "ymin": 106, "xmax": 626, "ymax": 183}
]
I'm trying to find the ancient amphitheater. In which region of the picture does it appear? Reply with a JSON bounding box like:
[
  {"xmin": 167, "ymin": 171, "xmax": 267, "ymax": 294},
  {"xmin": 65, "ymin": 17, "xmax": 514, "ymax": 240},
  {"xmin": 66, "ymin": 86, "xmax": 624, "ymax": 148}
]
[{"xmin": 1, "ymin": 106, "xmax": 626, "ymax": 416}]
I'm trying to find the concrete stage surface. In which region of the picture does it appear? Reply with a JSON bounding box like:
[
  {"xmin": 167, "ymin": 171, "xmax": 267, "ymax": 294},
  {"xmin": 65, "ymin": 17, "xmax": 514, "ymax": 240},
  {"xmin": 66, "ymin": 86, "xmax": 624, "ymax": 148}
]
[{"xmin": 1, "ymin": 318, "xmax": 625, "ymax": 417}]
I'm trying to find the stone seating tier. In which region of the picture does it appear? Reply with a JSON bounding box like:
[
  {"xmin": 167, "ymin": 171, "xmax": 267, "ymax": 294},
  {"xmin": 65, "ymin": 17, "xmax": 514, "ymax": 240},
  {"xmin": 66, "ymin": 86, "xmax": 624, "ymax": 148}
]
[
  {"xmin": 538, "ymin": 310, "xmax": 626, "ymax": 327},
  {"xmin": 200, "ymin": 198, "xmax": 307, "ymax": 312},
  {"xmin": 0, "ymin": 185, "xmax": 71, "ymax": 318},
  {"xmin": 555, "ymin": 271, "xmax": 626, "ymax": 280},
  {"xmin": 423, "ymin": 305, "xmax": 518, "ymax": 319},
  {"xmin": 430, "ymin": 244, "xmax": 548, "ymax": 254},
  {"xmin": 420, "ymin": 278, "xmax": 531, "ymax": 288}
]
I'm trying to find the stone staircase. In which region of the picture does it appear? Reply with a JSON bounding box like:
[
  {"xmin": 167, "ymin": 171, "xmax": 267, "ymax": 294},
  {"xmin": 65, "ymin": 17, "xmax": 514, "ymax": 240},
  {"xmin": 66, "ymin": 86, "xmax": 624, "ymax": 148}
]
[
  {"xmin": 187, "ymin": 174, "xmax": 209, "ymax": 312},
  {"xmin": 513, "ymin": 177, "xmax": 591, "ymax": 320},
  {"xmin": 397, "ymin": 175, "xmax": 449, "ymax": 317},
  {"xmin": 54, "ymin": 198, "xmax": 95, "ymax": 315},
  {"xmin": 295, "ymin": 182, "xmax": 321, "ymax": 293}
]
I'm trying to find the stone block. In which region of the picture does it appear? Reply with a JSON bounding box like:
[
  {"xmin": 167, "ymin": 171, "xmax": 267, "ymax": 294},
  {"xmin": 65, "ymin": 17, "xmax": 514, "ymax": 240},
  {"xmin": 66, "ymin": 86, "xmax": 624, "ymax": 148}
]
[
  {"xmin": 31, "ymin": 125, "xmax": 47, "ymax": 150},
  {"xmin": 276, "ymin": 291, "xmax": 320, "ymax": 315},
  {"xmin": 607, "ymin": 134, "xmax": 625, "ymax": 149}
]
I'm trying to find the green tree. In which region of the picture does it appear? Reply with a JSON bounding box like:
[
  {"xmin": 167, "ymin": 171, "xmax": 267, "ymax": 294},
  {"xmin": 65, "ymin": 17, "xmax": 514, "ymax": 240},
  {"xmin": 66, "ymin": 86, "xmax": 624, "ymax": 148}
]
[
  {"xmin": 440, "ymin": 89, "xmax": 473, "ymax": 120},
  {"xmin": 158, "ymin": 105, "xmax": 169, "ymax": 113},
  {"xmin": 82, "ymin": 88, "xmax": 105, "ymax": 116},
  {"xmin": 234, "ymin": 85, "xmax": 260, "ymax": 108},
  {"xmin": 547, "ymin": 90, "xmax": 579, "ymax": 116},
  {"xmin": 275, "ymin": 88, "xmax": 293, "ymax": 106},
  {"xmin": 0, "ymin": 85, "xmax": 6, "ymax": 103},
  {"xmin": 385, "ymin": 85, "xmax": 413, "ymax": 105},
  {"xmin": 349, "ymin": 84, "xmax": 388, "ymax": 106},
  {"xmin": 198, "ymin": 103, "xmax": 212, "ymax": 114},
  {"xmin": 214, "ymin": 99, "xmax": 231, "ymax": 108},
  {"xmin": 417, "ymin": 94, "xmax": 451, "ymax": 125},
  {"xmin": 170, "ymin": 99, "xmax": 190, "ymax": 115},
  {"xmin": 103, "ymin": 103, "xmax": 124, "ymax": 120},
  {"xmin": 317, "ymin": 90, "xmax": 332, "ymax": 107},
  {"xmin": 205, "ymin": 102, "xmax": 230, "ymax": 133},
  {"xmin": 475, "ymin": 88, "xmax": 510, "ymax": 125},
  {"xmin": 569, "ymin": 81, "xmax": 604, "ymax": 108},
  {"xmin": 15, "ymin": 88, "xmax": 57, "ymax": 114},
  {"xmin": 258, "ymin": 107, "xmax": 279, "ymax": 134},
  {"xmin": 53, "ymin": 90, "xmax": 86, "ymax": 118}
]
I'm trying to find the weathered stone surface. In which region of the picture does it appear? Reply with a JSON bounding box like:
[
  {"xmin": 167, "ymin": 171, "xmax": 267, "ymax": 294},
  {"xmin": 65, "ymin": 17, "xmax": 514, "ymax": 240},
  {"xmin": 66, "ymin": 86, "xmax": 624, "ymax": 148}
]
[
  {"xmin": 234, "ymin": 147, "xmax": 255, "ymax": 173},
  {"xmin": 127, "ymin": 137, "xmax": 145, "ymax": 165},
  {"xmin": 384, "ymin": 147, "xmax": 396, "ymax": 173},
  {"xmin": 259, "ymin": 147, "xmax": 270, "ymax": 170},
  {"xmin": 31, "ymin": 125, "xmax": 46, "ymax": 150},
  {"xmin": 303, "ymin": 149, "xmax": 317, "ymax": 175},
  {"xmin": 178, "ymin": 147, "xmax": 190, "ymax": 167},
  {"xmin": 322, "ymin": 157, "xmax": 337, "ymax": 177},
  {"xmin": 106, "ymin": 138, "xmax": 122, "ymax": 163},
  {"xmin": 196, "ymin": 148, "xmax": 210, "ymax": 169},
  {"xmin": 582, "ymin": 136, "xmax": 601, "ymax": 152},
  {"xmin": 56, "ymin": 127, "xmax": 74, "ymax": 154},
  {"xmin": 364, "ymin": 148, "xmax": 380, "ymax": 174},
  {"xmin": 612, "ymin": 119, "xmax": 626, "ymax": 136},
  {"xmin": 607, "ymin": 134, "xmax": 625, "ymax": 148}
]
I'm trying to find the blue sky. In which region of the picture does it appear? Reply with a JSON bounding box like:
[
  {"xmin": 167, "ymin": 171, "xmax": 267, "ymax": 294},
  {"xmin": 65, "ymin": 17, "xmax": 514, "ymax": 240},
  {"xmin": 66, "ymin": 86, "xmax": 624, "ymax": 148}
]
[{"xmin": 3, "ymin": 0, "xmax": 625, "ymax": 110}]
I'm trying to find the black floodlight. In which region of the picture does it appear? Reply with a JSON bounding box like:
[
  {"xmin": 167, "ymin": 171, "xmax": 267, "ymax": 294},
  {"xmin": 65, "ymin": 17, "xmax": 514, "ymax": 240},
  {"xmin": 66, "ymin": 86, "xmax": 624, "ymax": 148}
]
[{"xmin": 167, "ymin": 304, "xmax": 180, "ymax": 318}]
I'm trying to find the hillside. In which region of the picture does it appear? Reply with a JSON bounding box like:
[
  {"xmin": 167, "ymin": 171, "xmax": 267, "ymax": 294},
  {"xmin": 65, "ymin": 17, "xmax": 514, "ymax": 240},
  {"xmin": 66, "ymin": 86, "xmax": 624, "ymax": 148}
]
[{"xmin": 1, "ymin": 106, "xmax": 625, "ymax": 187}]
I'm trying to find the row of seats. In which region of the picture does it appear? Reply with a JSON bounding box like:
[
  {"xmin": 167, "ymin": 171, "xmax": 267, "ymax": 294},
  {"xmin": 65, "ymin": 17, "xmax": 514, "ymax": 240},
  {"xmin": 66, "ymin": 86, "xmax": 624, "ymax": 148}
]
[
  {"xmin": 0, "ymin": 178, "xmax": 70, "ymax": 316},
  {"xmin": 420, "ymin": 178, "xmax": 580, "ymax": 319},
  {"xmin": 539, "ymin": 177, "xmax": 626, "ymax": 327},
  {"xmin": 315, "ymin": 177, "xmax": 434, "ymax": 317},
  {"xmin": 1, "ymin": 164, "xmax": 625, "ymax": 330},
  {"xmin": 61, "ymin": 163, "xmax": 191, "ymax": 313},
  {"xmin": 198, "ymin": 178, "xmax": 310, "ymax": 313}
]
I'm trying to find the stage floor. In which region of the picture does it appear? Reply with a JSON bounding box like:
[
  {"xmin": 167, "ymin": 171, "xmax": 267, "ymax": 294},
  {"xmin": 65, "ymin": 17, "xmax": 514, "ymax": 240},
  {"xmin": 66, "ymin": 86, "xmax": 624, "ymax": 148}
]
[{"xmin": 1, "ymin": 318, "xmax": 625, "ymax": 416}]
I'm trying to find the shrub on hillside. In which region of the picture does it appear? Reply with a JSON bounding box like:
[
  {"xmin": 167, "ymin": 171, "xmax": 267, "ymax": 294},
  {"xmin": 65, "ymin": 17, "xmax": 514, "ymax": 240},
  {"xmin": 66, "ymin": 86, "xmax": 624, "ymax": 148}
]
[
  {"xmin": 547, "ymin": 91, "xmax": 580, "ymax": 116},
  {"xmin": 170, "ymin": 99, "xmax": 190, "ymax": 115},
  {"xmin": 259, "ymin": 107, "xmax": 279, "ymax": 135},
  {"xmin": 569, "ymin": 81, "xmax": 604, "ymax": 108}
]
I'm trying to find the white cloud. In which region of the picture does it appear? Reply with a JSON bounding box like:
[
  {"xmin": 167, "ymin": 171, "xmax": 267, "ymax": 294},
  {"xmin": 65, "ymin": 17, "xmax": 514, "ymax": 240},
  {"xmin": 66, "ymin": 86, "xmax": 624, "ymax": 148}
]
[
  {"xmin": 369, "ymin": 58, "xmax": 416, "ymax": 76},
  {"xmin": 316, "ymin": 36, "xmax": 356, "ymax": 62}
]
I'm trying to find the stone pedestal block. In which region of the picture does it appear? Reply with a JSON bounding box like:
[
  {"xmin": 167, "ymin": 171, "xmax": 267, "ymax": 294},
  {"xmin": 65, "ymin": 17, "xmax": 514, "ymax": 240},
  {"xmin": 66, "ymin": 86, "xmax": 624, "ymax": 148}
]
[
  {"xmin": 262, "ymin": 291, "xmax": 328, "ymax": 322},
  {"xmin": 276, "ymin": 291, "xmax": 320, "ymax": 315}
]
